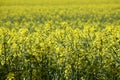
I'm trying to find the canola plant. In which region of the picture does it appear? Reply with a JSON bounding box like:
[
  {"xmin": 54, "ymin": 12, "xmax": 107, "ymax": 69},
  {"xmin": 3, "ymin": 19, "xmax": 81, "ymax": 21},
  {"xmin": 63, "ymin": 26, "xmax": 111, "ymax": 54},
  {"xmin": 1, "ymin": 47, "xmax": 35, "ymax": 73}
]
[{"xmin": 0, "ymin": 0, "xmax": 120, "ymax": 80}]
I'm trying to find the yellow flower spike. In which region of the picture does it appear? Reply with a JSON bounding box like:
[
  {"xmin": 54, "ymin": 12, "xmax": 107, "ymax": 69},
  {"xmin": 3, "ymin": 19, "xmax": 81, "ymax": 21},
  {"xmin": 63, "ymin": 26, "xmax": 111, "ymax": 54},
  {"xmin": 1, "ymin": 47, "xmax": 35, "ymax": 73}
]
[
  {"xmin": 0, "ymin": 44, "xmax": 2, "ymax": 55},
  {"xmin": 5, "ymin": 21, "xmax": 11, "ymax": 26},
  {"xmin": 14, "ymin": 22, "xmax": 19, "ymax": 27},
  {"xmin": 6, "ymin": 72, "xmax": 15, "ymax": 80},
  {"xmin": 45, "ymin": 23, "xmax": 51, "ymax": 30}
]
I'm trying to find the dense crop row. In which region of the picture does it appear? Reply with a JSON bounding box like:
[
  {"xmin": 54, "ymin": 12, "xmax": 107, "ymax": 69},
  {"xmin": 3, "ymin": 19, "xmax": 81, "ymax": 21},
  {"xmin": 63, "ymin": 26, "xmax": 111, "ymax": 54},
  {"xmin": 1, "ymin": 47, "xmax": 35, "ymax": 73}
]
[
  {"xmin": 0, "ymin": 1, "xmax": 120, "ymax": 80},
  {"xmin": 0, "ymin": 25, "xmax": 120, "ymax": 80}
]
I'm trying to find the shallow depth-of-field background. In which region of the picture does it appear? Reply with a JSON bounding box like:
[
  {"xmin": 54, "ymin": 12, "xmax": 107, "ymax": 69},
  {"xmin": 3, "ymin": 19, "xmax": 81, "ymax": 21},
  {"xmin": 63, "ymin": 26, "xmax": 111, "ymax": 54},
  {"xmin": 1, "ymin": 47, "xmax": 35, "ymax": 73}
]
[{"xmin": 0, "ymin": 0, "xmax": 120, "ymax": 80}]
